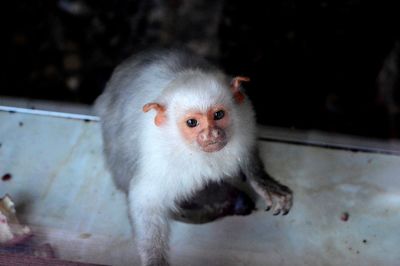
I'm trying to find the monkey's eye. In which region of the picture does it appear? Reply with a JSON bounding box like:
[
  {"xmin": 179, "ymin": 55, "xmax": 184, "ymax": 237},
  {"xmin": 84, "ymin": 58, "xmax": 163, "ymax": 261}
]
[
  {"xmin": 186, "ymin": 119, "xmax": 198, "ymax": 128},
  {"xmin": 214, "ymin": 110, "xmax": 225, "ymax": 120}
]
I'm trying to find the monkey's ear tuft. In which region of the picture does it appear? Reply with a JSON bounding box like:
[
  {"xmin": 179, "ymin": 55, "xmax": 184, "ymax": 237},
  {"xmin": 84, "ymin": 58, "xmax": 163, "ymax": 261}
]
[
  {"xmin": 230, "ymin": 76, "xmax": 250, "ymax": 104},
  {"xmin": 143, "ymin": 103, "xmax": 166, "ymax": 126}
]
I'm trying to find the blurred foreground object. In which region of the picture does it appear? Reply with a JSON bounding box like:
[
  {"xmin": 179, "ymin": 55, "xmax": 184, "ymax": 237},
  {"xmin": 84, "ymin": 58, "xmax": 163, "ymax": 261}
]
[{"xmin": 0, "ymin": 194, "xmax": 32, "ymax": 247}]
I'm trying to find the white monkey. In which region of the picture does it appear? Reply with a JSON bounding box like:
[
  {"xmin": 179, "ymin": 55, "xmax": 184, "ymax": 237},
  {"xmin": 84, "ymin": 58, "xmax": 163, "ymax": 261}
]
[{"xmin": 95, "ymin": 49, "xmax": 293, "ymax": 266}]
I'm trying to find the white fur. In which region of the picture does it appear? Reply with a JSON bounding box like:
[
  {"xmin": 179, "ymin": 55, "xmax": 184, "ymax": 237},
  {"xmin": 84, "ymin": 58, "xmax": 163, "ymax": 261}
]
[
  {"xmin": 130, "ymin": 69, "xmax": 256, "ymax": 211},
  {"xmin": 96, "ymin": 49, "xmax": 258, "ymax": 266}
]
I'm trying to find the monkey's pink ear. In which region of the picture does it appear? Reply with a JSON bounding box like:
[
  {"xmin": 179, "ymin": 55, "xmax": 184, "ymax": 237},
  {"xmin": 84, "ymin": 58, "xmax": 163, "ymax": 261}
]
[
  {"xmin": 143, "ymin": 103, "xmax": 166, "ymax": 127},
  {"xmin": 230, "ymin": 76, "xmax": 250, "ymax": 104}
]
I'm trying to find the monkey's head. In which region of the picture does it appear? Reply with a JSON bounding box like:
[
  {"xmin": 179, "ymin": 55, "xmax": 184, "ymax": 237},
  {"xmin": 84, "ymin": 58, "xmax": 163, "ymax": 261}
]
[{"xmin": 143, "ymin": 72, "xmax": 252, "ymax": 153}]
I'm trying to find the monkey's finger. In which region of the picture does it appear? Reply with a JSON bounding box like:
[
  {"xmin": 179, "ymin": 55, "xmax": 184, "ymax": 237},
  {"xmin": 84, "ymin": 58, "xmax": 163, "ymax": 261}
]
[
  {"xmin": 281, "ymin": 194, "xmax": 293, "ymax": 215},
  {"xmin": 263, "ymin": 193, "xmax": 273, "ymax": 212},
  {"xmin": 282, "ymin": 198, "xmax": 292, "ymax": 215},
  {"xmin": 273, "ymin": 209, "xmax": 281, "ymax": 216},
  {"xmin": 282, "ymin": 208, "xmax": 290, "ymax": 216},
  {"xmin": 271, "ymin": 198, "xmax": 284, "ymax": 215}
]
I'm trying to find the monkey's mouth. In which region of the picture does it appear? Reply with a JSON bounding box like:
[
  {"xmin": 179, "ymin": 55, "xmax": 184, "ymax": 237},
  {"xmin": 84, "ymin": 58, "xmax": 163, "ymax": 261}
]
[{"xmin": 201, "ymin": 140, "xmax": 227, "ymax": 153}]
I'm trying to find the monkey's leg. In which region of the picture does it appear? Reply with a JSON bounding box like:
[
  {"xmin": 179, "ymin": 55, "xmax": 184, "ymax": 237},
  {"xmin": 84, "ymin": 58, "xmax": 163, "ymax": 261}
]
[
  {"xmin": 129, "ymin": 197, "xmax": 171, "ymax": 266},
  {"xmin": 173, "ymin": 181, "xmax": 255, "ymax": 224},
  {"xmin": 241, "ymin": 149, "xmax": 293, "ymax": 215}
]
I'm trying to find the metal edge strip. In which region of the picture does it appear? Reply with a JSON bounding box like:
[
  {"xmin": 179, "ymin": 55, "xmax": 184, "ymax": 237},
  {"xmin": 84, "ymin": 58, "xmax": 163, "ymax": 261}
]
[
  {"xmin": 1, "ymin": 105, "xmax": 399, "ymax": 156},
  {"xmin": 258, "ymin": 137, "xmax": 400, "ymax": 156},
  {"xmin": 0, "ymin": 106, "xmax": 99, "ymax": 121}
]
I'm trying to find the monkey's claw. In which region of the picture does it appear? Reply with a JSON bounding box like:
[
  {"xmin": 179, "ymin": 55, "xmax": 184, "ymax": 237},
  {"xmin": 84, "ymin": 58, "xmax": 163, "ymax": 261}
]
[{"xmin": 253, "ymin": 180, "xmax": 293, "ymax": 216}]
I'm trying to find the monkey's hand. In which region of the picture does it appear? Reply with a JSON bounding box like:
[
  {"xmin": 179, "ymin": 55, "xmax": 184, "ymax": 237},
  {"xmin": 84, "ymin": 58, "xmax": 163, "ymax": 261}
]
[{"xmin": 249, "ymin": 177, "xmax": 293, "ymax": 216}]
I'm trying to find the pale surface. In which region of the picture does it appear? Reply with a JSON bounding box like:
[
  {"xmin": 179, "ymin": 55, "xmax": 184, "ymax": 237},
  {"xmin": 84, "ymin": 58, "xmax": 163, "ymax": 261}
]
[{"xmin": 0, "ymin": 109, "xmax": 399, "ymax": 266}]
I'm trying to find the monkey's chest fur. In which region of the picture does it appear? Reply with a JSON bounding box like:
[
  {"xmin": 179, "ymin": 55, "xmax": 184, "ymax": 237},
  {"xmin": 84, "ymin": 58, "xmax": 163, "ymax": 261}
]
[{"xmin": 131, "ymin": 138, "xmax": 246, "ymax": 210}]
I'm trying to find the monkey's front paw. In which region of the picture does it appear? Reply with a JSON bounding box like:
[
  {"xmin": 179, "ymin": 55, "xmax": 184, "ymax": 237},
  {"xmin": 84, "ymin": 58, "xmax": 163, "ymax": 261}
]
[
  {"xmin": 265, "ymin": 184, "xmax": 293, "ymax": 216},
  {"xmin": 251, "ymin": 180, "xmax": 293, "ymax": 215}
]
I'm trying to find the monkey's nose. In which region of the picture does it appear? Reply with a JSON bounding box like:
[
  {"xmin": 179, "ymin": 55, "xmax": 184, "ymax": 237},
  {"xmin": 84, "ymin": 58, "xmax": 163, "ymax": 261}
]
[
  {"xmin": 199, "ymin": 127, "xmax": 222, "ymax": 141},
  {"xmin": 200, "ymin": 127, "xmax": 226, "ymax": 144}
]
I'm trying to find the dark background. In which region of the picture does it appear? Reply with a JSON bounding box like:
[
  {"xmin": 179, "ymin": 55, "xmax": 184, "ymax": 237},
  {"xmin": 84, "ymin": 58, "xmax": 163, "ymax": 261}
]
[{"xmin": 2, "ymin": 0, "xmax": 400, "ymax": 139}]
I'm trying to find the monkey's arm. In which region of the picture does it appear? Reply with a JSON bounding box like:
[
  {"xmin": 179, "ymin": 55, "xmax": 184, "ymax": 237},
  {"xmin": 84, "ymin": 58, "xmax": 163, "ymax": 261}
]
[{"xmin": 241, "ymin": 149, "xmax": 293, "ymax": 215}]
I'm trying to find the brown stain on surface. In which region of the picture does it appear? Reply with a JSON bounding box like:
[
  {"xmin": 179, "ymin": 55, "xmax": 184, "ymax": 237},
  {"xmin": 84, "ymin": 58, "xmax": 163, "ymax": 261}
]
[
  {"xmin": 2, "ymin": 173, "xmax": 12, "ymax": 181},
  {"xmin": 340, "ymin": 212, "xmax": 349, "ymax": 222}
]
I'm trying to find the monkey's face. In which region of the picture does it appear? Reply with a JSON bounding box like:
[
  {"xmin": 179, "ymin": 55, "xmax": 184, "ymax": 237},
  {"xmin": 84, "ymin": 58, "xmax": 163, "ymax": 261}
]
[{"xmin": 178, "ymin": 105, "xmax": 230, "ymax": 153}]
